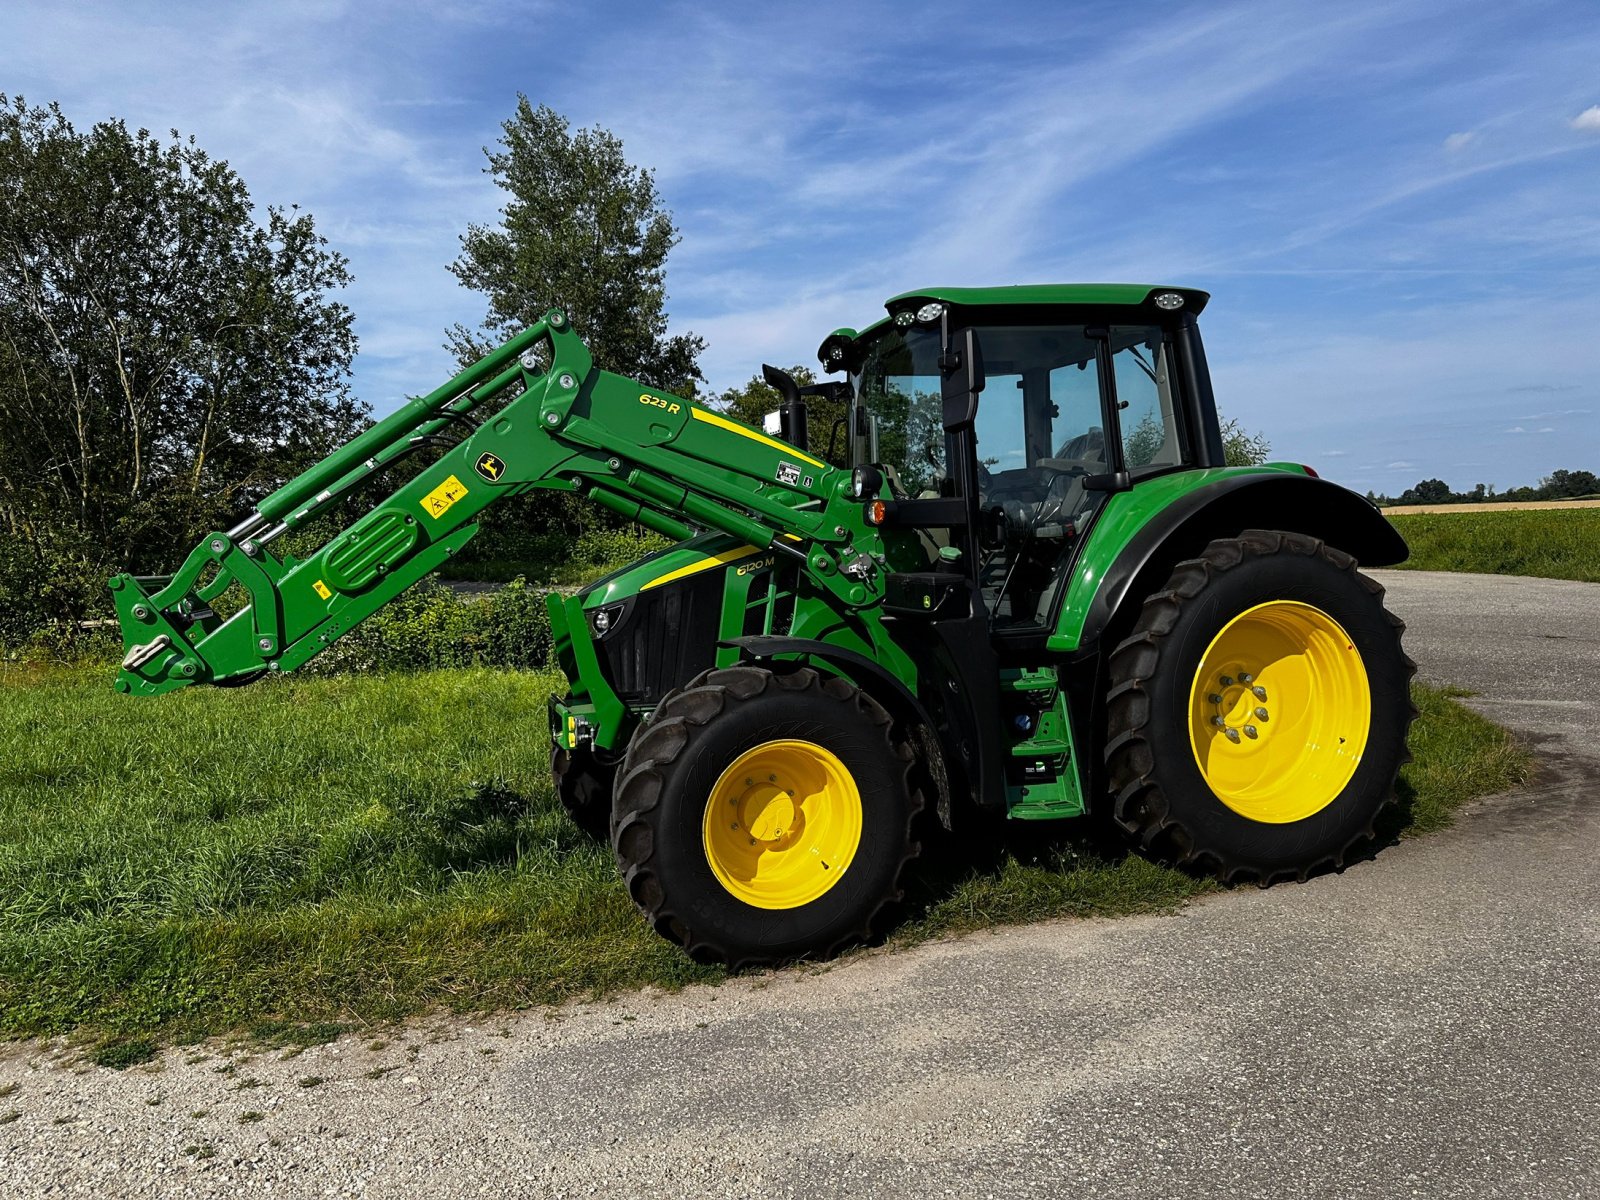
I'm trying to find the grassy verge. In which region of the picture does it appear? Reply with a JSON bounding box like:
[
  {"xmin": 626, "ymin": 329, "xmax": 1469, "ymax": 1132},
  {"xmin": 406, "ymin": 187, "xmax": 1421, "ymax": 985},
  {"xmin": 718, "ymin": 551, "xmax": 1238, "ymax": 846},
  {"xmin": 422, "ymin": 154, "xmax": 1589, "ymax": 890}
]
[
  {"xmin": 1387, "ymin": 508, "xmax": 1600, "ymax": 582},
  {"xmin": 0, "ymin": 667, "xmax": 1528, "ymax": 1047}
]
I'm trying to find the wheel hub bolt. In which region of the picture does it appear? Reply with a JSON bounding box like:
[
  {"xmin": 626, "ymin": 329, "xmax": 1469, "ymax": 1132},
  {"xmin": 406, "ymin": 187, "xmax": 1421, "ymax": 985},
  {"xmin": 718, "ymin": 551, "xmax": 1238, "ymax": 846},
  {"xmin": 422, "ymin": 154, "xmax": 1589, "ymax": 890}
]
[
  {"xmin": 1252, "ymin": 686, "xmax": 1268, "ymax": 700},
  {"xmin": 1220, "ymin": 675, "xmax": 1234, "ymax": 687},
  {"xmin": 1244, "ymin": 725, "xmax": 1259, "ymax": 739},
  {"xmin": 1211, "ymin": 716, "xmax": 1227, "ymax": 729},
  {"xmin": 1225, "ymin": 728, "xmax": 1242, "ymax": 744},
  {"xmin": 1256, "ymin": 707, "xmax": 1270, "ymax": 721},
  {"xmin": 1239, "ymin": 673, "xmax": 1254, "ymax": 684},
  {"xmin": 1208, "ymin": 693, "xmax": 1223, "ymax": 704}
]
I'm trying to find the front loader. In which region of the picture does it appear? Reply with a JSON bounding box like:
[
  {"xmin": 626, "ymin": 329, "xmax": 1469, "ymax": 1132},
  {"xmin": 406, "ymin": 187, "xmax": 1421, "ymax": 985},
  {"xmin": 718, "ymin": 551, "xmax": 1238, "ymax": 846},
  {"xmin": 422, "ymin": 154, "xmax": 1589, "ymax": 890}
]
[{"xmin": 111, "ymin": 284, "xmax": 1413, "ymax": 965}]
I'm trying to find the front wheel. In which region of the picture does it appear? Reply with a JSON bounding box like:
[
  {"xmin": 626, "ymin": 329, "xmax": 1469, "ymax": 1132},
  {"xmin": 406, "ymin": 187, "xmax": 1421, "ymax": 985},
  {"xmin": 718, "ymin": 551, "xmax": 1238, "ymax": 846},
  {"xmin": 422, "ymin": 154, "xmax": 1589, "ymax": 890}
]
[
  {"xmin": 1105, "ymin": 530, "xmax": 1415, "ymax": 882},
  {"xmin": 551, "ymin": 745, "xmax": 617, "ymax": 839},
  {"xmin": 611, "ymin": 666, "xmax": 923, "ymax": 966}
]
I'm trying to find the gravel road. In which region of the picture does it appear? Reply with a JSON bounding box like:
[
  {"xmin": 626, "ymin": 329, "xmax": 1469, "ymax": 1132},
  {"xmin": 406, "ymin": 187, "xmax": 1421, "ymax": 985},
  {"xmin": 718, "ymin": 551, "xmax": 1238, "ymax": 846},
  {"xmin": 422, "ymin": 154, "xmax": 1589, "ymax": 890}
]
[{"xmin": 3, "ymin": 569, "xmax": 1597, "ymax": 1199}]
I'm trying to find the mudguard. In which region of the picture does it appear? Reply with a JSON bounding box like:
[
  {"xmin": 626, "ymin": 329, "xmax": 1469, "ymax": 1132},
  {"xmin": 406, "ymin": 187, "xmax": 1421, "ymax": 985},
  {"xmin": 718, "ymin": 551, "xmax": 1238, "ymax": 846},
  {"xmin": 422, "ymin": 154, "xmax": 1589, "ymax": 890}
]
[{"xmin": 1059, "ymin": 469, "xmax": 1408, "ymax": 657}]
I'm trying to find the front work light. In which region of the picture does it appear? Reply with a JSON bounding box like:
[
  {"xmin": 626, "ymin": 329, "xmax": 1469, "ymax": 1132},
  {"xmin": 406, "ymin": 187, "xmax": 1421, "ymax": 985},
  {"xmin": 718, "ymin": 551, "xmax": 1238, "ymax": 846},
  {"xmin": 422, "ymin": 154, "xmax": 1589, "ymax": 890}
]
[{"xmin": 850, "ymin": 465, "xmax": 883, "ymax": 499}]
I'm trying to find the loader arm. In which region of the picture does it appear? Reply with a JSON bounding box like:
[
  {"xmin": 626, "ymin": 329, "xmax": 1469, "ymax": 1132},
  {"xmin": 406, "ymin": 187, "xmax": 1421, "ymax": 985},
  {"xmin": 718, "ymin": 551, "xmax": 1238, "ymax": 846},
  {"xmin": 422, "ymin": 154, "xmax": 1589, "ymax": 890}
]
[{"xmin": 110, "ymin": 309, "xmax": 880, "ymax": 696}]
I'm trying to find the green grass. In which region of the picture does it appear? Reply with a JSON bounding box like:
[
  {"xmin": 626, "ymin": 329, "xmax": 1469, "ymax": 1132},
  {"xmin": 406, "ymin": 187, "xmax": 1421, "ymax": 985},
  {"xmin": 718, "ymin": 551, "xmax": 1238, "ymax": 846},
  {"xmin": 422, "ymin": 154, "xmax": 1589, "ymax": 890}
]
[
  {"xmin": 1383, "ymin": 684, "xmax": 1530, "ymax": 836},
  {"xmin": 0, "ymin": 665, "xmax": 1528, "ymax": 1044},
  {"xmin": 1388, "ymin": 508, "xmax": 1600, "ymax": 582}
]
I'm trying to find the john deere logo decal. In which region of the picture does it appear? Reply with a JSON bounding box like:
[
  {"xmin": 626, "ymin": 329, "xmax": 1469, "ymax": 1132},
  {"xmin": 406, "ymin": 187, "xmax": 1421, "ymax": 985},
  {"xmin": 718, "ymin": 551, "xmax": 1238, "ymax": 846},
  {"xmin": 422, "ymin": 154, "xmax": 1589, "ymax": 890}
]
[{"xmin": 474, "ymin": 452, "xmax": 507, "ymax": 482}]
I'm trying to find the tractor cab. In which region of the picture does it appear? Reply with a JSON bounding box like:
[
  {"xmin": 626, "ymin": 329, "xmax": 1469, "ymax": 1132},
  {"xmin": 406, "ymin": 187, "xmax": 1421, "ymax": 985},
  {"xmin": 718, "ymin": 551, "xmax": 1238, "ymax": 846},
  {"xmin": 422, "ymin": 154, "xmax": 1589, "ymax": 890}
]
[{"xmin": 825, "ymin": 285, "xmax": 1221, "ymax": 636}]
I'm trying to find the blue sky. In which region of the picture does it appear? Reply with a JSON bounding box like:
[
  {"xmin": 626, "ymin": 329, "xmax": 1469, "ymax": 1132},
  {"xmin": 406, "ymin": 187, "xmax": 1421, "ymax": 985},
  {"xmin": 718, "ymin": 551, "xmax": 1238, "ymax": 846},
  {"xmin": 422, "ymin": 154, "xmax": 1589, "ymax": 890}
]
[{"xmin": 4, "ymin": 0, "xmax": 1597, "ymax": 494}]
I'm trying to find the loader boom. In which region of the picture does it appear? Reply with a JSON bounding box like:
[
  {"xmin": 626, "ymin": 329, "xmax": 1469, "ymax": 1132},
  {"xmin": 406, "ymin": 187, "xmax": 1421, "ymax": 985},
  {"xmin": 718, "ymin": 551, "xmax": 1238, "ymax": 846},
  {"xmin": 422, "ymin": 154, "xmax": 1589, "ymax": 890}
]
[{"xmin": 110, "ymin": 309, "xmax": 879, "ymax": 696}]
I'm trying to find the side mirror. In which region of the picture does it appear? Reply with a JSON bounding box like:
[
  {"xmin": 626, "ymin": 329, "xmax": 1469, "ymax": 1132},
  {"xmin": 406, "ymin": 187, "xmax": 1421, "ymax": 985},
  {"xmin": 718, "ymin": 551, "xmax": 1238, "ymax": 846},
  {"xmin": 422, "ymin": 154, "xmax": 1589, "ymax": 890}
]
[
  {"xmin": 1083, "ymin": 470, "xmax": 1132, "ymax": 494},
  {"xmin": 940, "ymin": 328, "xmax": 985, "ymax": 429}
]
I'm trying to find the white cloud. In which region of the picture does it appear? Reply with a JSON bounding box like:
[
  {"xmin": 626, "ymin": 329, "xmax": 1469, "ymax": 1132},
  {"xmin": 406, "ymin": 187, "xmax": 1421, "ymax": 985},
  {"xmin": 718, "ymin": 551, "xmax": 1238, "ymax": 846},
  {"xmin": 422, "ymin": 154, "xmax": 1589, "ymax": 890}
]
[
  {"xmin": 1537, "ymin": 426, "xmax": 1556, "ymax": 433},
  {"xmin": 1387, "ymin": 461, "xmax": 1415, "ymax": 469},
  {"xmin": 1324, "ymin": 449, "xmax": 1349, "ymax": 456},
  {"xmin": 1444, "ymin": 131, "xmax": 1476, "ymax": 151},
  {"xmin": 1571, "ymin": 105, "xmax": 1600, "ymax": 132},
  {"xmin": 1504, "ymin": 426, "xmax": 1527, "ymax": 433}
]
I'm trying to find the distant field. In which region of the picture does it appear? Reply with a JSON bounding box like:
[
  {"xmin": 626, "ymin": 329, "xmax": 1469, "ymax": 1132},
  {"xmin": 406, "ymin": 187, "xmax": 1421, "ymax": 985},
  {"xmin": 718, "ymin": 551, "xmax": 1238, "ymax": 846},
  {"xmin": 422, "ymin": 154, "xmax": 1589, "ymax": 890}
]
[
  {"xmin": 0, "ymin": 663, "xmax": 1527, "ymax": 1051},
  {"xmin": 1386, "ymin": 507, "xmax": 1600, "ymax": 583},
  {"xmin": 1381, "ymin": 499, "xmax": 1600, "ymax": 516}
]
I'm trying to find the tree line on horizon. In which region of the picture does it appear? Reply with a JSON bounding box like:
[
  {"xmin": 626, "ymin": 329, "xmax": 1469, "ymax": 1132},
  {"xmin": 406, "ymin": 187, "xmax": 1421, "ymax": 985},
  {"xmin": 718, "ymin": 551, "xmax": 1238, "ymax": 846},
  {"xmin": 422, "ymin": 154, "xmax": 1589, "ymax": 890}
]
[{"xmin": 1370, "ymin": 468, "xmax": 1599, "ymax": 508}]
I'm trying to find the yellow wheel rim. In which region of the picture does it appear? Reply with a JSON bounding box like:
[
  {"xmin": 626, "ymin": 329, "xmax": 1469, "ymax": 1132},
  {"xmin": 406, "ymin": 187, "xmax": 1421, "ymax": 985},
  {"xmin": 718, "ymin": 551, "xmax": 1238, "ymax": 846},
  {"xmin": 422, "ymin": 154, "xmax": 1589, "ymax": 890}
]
[
  {"xmin": 702, "ymin": 739, "xmax": 863, "ymax": 909},
  {"xmin": 1187, "ymin": 601, "xmax": 1370, "ymax": 824}
]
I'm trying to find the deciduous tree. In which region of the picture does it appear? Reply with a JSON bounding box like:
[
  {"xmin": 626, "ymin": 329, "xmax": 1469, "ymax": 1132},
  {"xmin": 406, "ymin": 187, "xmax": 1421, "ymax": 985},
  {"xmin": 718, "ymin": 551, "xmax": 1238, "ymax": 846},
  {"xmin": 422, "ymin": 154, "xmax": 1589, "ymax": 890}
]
[
  {"xmin": 0, "ymin": 95, "xmax": 363, "ymax": 639},
  {"xmin": 448, "ymin": 97, "xmax": 703, "ymax": 393}
]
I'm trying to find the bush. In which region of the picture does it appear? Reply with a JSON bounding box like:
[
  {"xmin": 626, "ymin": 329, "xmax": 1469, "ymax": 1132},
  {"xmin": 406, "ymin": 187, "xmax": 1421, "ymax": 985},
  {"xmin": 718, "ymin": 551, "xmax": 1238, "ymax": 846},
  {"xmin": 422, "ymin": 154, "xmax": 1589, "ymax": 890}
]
[
  {"xmin": 7, "ymin": 575, "xmax": 553, "ymax": 675},
  {"xmin": 0, "ymin": 529, "xmax": 116, "ymax": 651},
  {"xmin": 571, "ymin": 526, "xmax": 670, "ymax": 572},
  {"xmin": 306, "ymin": 578, "xmax": 551, "ymax": 674}
]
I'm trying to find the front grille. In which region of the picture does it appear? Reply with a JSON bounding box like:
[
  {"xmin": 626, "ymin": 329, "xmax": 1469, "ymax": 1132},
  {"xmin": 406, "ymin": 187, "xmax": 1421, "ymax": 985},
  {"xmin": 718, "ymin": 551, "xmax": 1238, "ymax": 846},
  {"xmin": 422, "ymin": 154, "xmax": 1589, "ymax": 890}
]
[{"xmin": 593, "ymin": 569, "xmax": 724, "ymax": 705}]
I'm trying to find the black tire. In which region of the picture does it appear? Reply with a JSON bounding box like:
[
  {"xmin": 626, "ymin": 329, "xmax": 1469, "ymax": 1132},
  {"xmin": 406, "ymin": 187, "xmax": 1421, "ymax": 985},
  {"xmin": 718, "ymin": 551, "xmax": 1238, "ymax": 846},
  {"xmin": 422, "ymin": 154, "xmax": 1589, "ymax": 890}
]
[
  {"xmin": 1105, "ymin": 530, "xmax": 1415, "ymax": 883},
  {"xmin": 551, "ymin": 745, "xmax": 616, "ymax": 839},
  {"xmin": 611, "ymin": 665, "xmax": 924, "ymax": 966}
]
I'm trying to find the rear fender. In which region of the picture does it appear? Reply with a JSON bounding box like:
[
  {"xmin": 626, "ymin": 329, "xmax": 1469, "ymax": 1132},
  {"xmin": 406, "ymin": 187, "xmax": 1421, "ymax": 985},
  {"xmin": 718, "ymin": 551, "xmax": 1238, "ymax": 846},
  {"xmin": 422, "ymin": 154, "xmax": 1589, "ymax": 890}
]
[{"xmin": 1063, "ymin": 471, "xmax": 1407, "ymax": 656}]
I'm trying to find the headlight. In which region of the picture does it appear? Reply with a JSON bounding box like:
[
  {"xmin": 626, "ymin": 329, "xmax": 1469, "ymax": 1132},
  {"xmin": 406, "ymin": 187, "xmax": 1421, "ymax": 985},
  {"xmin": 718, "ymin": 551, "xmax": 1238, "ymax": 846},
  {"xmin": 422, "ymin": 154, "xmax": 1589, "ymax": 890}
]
[
  {"xmin": 589, "ymin": 604, "xmax": 624, "ymax": 638},
  {"xmin": 915, "ymin": 301, "xmax": 945, "ymax": 323},
  {"xmin": 850, "ymin": 465, "xmax": 883, "ymax": 499}
]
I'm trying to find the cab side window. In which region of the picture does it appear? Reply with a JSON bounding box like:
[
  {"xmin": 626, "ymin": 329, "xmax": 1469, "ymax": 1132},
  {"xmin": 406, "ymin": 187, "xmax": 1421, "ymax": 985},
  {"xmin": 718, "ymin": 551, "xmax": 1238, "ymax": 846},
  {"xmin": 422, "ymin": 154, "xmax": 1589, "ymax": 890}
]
[{"xmin": 1111, "ymin": 328, "xmax": 1183, "ymax": 472}]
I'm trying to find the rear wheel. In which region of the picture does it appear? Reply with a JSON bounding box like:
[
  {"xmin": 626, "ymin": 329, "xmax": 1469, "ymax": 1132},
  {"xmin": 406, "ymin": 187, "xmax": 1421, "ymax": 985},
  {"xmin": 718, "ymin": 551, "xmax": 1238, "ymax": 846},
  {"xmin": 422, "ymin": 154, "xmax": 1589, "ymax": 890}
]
[
  {"xmin": 1105, "ymin": 530, "xmax": 1414, "ymax": 882},
  {"xmin": 612, "ymin": 666, "xmax": 923, "ymax": 966}
]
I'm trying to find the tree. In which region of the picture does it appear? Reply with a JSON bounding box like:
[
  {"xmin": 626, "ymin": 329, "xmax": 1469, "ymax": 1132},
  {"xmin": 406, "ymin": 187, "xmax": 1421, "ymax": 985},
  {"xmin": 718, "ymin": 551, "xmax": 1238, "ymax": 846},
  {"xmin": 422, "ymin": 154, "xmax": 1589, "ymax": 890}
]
[
  {"xmin": 717, "ymin": 365, "xmax": 853, "ymax": 469},
  {"xmin": 1122, "ymin": 412, "xmax": 1163, "ymax": 468},
  {"xmin": 1219, "ymin": 415, "xmax": 1270, "ymax": 467},
  {"xmin": 448, "ymin": 97, "xmax": 703, "ymax": 393},
  {"xmin": 1397, "ymin": 478, "xmax": 1453, "ymax": 505},
  {"xmin": 444, "ymin": 100, "xmax": 705, "ymax": 574},
  {"xmin": 0, "ymin": 95, "xmax": 363, "ymax": 639},
  {"xmin": 1539, "ymin": 469, "xmax": 1600, "ymax": 500}
]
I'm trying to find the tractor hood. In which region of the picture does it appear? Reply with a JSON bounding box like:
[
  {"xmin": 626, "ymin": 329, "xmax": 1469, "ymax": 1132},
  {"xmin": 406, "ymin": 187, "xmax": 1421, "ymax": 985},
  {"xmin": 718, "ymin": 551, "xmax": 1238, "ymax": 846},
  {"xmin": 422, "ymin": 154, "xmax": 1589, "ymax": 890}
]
[{"xmin": 578, "ymin": 531, "xmax": 771, "ymax": 610}]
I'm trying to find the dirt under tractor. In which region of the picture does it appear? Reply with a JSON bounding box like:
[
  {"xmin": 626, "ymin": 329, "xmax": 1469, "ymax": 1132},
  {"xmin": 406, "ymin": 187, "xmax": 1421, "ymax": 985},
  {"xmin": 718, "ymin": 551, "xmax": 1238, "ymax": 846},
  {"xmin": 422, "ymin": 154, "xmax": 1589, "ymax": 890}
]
[{"xmin": 110, "ymin": 284, "xmax": 1414, "ymax": 965}]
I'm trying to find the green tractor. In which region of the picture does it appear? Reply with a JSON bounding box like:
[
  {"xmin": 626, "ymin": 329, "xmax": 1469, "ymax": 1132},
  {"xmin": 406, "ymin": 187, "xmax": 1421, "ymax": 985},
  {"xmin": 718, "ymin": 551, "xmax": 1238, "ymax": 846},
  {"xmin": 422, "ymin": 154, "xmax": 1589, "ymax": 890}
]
[{"xmin": 110, "ymin": 284, "xmax": 1413, "ymax": 966}]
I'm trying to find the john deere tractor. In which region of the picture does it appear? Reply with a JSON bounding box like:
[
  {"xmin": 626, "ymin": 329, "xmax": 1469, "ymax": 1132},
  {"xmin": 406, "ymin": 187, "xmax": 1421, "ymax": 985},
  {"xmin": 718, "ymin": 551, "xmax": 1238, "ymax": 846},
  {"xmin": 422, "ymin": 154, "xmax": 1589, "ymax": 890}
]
[{"xmin": 110, "ymin": 285, "xmax": 1413, "ymax": 965}]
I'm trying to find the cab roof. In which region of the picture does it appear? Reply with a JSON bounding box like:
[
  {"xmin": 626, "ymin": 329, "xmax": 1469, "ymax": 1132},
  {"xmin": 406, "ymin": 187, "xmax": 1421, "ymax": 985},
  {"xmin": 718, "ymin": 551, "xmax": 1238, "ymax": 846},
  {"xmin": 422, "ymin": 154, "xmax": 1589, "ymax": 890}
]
[
  {"xmin": 884, "ymin": 283, "xmax": 1208, "ymax": 312},
  {"xmin": 819, "ymin": 284, "xmax": 1210, "ymax": 369}
]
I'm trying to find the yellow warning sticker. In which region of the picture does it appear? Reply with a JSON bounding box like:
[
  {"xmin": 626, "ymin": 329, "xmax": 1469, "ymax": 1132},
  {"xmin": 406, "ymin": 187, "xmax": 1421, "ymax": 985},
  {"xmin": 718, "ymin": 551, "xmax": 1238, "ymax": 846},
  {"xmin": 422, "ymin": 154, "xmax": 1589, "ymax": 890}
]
[
  {"xmin": 420, "ymin": 474, "xmax": 469, "ymax": 520},
  {"xmin": 313, "ymin": 579, "xmax": 332, "ymax": 600}
]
